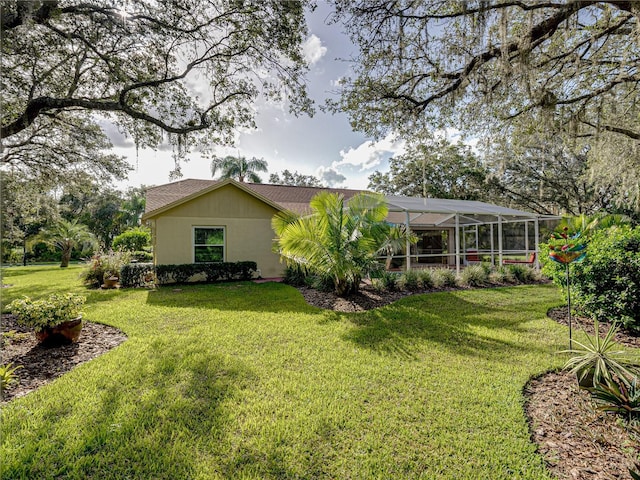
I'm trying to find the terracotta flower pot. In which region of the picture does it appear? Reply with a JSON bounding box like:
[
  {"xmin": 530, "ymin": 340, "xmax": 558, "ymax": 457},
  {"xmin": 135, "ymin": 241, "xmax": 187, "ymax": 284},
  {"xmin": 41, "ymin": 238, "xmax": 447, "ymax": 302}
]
[
  {"xmin": 102, "ymin": 276, "xmax": 119, "ymax": 289},
  {"xmin": 35, "ymin": 317, "xmax": 83, "ymax": 345}
]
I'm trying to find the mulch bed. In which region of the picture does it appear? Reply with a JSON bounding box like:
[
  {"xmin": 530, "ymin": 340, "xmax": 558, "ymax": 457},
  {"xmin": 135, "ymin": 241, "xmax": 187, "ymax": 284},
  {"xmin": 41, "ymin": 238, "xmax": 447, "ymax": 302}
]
[
  {"xmin": 2, "ymin": 283, "xmax": 639, "ymax": 479},
  {"xmin": 1, "ymin": 314, "xmax": 127, "ymax": 403}
]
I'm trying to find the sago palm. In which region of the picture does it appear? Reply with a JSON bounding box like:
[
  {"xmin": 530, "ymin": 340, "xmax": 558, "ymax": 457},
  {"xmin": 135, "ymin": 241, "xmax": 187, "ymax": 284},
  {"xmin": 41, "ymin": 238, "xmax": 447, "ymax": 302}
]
[
  {"xmin": 273, "ymin": 191, "xmax": 392, "ymax": 296},
  {"xmin": 210, "ymin": 155, "xmax": 268, "ymax": 183},
  {"xmin": 38, "ymin": 220, "xmax": 97, "ymax": 267}
]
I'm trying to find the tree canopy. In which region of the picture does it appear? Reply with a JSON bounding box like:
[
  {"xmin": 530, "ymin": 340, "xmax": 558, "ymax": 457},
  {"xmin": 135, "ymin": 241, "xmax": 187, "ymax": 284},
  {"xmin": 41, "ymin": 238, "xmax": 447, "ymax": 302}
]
[
  {"xmin": 368, "ymin": 136, "xmax": 488, "ymax": 200},
  {"xmin": 269, "ymin": 169, "xmax": 323, "ymax": 187},
  {"xmin": 210, "ymin": 155, "xmax": 268, "ymax": 183},
  {"xmin": 1, "ymin": 0, "xmax": 312, "ymax": 180},
  {"xmin": 331, "ymin": 1, "xmax": 640, "ymax": 141}
]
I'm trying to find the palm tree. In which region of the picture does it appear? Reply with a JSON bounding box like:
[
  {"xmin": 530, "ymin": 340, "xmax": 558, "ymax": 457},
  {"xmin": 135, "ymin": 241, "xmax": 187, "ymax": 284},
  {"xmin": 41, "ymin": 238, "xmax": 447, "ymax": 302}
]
[
  {"xmin": 273, "ymin": 191, "xmax": 392, "ymax": 296},
  {"xmin": 210, "ymin": 155, "xmax": 268, "ymax": 183},
  {"xmin": 38, "ymin": 220, "xmax": 97, "ymax": 267}
]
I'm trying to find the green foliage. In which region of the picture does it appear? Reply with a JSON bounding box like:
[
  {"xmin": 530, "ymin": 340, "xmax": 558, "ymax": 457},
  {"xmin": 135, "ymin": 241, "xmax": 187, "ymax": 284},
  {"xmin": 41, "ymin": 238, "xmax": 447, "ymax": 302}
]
[
  {"xmin": 431, "ymin": 268, "xmax": 457, "ymax": 289},
  {"xmin": 590, "ymin": 379, "xmax": 640, "ymax": 419},
  {"xmin": 273, "ymin": 191, "xmax": 392, "ymax": 296},
  {"xmin": 397, "ymin": 269, "xmax": 421, "ymax": 291},
  {"xmin": 458, "ymin": 265, "xmax": 489, "ymax": 287},
  {"xmin": 570, "ymin": 226, "xmax": 640, "ymax": 330},
  {"xmin": 562, "ymin": 321, "xmax": 639, "ymax": 389},
  {"xmin": 0, "ymin": 363, "xmax": 22, "ymax": 396},
  {"xmin": 38, "ymin": 219, "xmax": 97, "ymax": 268},
  {"xmin": 210, "ymin": 155, "xmax": 268, "ymax": 183},
  {"xmin": 8, "ymin": 293, "xmax": 85, "ymax": 332},
  {"xmin": 506, "ymin": 265, "xmax": 537, "ymax": 284},
  {"xmin": 269, "ymin": 170, "xmax": 323, "ymax": 187},
  {"xmin": 155, "ymin": 262, "xmax": 257, "ymax": 285},
  {"xmin": 120, "ymin": 263, "xmax": 156, "ymax": 288},
  {"xmin": 489, "ymin": 266, "xmax": 516, "ymax": 285},
  {"xmin": 417, "ymin": 269, "xmax": 434, "ymax": 289},
  {"xmin": 80, "ymin": 250, "xmax": 132, "ymax": 288},
  {"xmin": 111, "ymin": 227, "xmax": 151, "ymax": 252},
  {"xmin": 131, "ymin": 250, "xmax": 153, "ymax": 262}
]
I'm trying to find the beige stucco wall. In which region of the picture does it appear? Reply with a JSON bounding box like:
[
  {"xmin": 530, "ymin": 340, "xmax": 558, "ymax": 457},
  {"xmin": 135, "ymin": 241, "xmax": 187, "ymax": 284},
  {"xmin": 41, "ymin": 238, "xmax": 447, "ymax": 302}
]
[{"xmin": 149, "ymin": 184, "xmax": 285, "ymax": 278}]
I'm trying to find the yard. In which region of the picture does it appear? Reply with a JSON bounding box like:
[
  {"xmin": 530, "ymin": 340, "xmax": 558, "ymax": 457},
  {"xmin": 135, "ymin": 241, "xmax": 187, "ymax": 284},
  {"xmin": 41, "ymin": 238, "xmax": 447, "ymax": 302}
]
[{"xmin": 2, "ymin": 266, "xmax": 569, "ymax": 479}]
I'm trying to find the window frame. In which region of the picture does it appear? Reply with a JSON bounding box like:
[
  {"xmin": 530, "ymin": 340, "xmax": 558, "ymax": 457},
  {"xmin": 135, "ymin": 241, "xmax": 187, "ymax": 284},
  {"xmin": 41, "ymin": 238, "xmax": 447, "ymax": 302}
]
[{"xmin": 192, "ymin": 226, "xmax": 226, "ymax": 263}]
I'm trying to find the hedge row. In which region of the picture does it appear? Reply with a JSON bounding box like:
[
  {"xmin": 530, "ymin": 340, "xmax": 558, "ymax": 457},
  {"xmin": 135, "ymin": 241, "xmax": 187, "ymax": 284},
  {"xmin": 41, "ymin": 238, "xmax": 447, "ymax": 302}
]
[{"xmin": 120, "ymin": 262, "xmax": 258, "ymax": 288}]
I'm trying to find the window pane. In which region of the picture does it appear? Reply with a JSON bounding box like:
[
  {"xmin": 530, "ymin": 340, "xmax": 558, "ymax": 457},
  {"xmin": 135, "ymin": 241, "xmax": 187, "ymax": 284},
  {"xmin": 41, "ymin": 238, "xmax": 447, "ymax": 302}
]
[
  {"xmin": 195, "ymin": 227, "xmax": 223, "ymax": 245},
  {"xmin": 194, "ymin": 246, "xmax": 223, "ymax": 263}
]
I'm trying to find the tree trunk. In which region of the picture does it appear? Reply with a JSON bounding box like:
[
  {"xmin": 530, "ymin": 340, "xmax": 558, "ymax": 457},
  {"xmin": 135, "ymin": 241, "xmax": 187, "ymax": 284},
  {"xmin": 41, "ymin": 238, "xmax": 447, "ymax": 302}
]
[{"xmin": 60, "ymin": 247, "xmax": 71, "ymax": 268}]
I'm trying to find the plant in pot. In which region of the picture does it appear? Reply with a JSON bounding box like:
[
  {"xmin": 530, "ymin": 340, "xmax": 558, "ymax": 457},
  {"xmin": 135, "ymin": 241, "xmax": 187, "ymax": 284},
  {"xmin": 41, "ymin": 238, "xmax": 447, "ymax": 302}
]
[
  {"xmin": 8, "ymin": 293, "xmax": 86, "ymax": 346},
  {"xmin": 562, "ymin": 320, "xmax": 639, "ymax": 389}
]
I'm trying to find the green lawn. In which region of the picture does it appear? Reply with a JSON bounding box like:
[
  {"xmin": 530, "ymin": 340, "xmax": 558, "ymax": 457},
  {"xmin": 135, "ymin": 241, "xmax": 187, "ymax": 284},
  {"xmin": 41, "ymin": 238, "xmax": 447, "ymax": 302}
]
[{"xmin": 1, "ymin": 266, "xmax": 567, "ymax": 479}]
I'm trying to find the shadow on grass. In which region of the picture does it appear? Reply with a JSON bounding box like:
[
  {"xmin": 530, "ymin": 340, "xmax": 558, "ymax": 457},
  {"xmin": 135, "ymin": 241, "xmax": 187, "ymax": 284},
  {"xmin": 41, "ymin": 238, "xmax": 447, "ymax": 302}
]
[
  {"xmin": 144, "ymin": 281, "xmax": 320, "ymax": 314},
  {"xmin": 342, "ymin": 287, "xmax": 560, "ymax": 361},
  {"xmin": 1, "ymin": 337, "xmax": 257, "ymax": 479}
]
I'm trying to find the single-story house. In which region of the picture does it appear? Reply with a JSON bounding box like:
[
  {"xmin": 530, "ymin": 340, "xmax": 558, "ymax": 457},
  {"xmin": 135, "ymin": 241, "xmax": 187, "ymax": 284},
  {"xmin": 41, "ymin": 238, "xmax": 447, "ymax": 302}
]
[{"xmin": 142, "ymin": 178, "xmax": 548, "ymax": 278}]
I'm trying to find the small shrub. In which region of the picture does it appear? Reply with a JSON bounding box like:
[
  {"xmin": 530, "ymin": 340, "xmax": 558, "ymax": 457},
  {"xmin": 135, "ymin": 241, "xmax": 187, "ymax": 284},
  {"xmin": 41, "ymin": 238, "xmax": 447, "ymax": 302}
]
[
  {"xmin": 131, "ymin": 250, "xmax": 153, "ymax": 262},
  {"xmin": 379, "ymin": 271, "xmax": 400, "ymax": 291},
  {"xmin": 506, "ymin": 264, "xmax": 536, "ymax": 284},
  {"xmin": 417, "ymin": 269, "xmax": 433, "ymax": 289},
  {"xmin": 431, "ymin": 268, "xmax": 457, "ymax": 288},
  {"xmin": 120, "ymin": 263, "xmax": 156, "ymax": 288},
  {"xmin": 154, "ymin": 262, "xmax": 257, "ymax": 285},
  {"xmin": 489, "ymin": 266, "xmax": 516, "ymax": 284},
  {"xmin": 284, "ymin": 265, "xmax": 307, "ymax": 286},
  {"xmin": 590, "ymin": 379, "xmax": 640, "ymax": 420},
  {"xmin": 112, "ymin": 227, "xmax": 151, "ymax": 252},
  {"xmin": 458, "ymin": 265, "xmax": 489, "ymax": 287},
  {"xmin": 0, "ymin": 363, "xmax": 22, "ymax": 396},
  {"xmin": 398, "ymin": 270, "xmax": 420, "ymax": 291},
  {"xmin": 8, "ymin": 293, "xmax": 86, "ymax": 332},
  {"xmin": 80, "ymin": 250, "xmax": 132, "ymax": 287}
]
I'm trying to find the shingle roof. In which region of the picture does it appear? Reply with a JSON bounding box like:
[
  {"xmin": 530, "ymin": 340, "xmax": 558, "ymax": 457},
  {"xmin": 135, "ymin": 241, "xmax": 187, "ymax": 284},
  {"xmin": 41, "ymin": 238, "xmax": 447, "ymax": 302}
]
[{"xmin": 143, "ymin": 179, "xmax": 365, "ymax": 217}]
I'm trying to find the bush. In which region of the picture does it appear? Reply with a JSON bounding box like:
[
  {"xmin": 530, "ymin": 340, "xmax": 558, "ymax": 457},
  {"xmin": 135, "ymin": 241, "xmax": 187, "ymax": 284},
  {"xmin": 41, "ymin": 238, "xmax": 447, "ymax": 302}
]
[
  {"xmin": 570, "ymin": 226, "xmax": 640, "ymax": 330},
  {"xmin": 506, "ymin": 264, "xmax": 536, "ymax": 284},
  {"xmin": 431, "ymin": 268, "xmax": 457, "ymax": 288},
  {"xmin": 112, "ymin": 227, "xmax": 151, "ymax": 252},
  {"xmin": 131, "ymin": 250, "xmax": 153, "ymax": 262},
  {"xmin": 120, "ymin": 263, "xmax": 156, "ymax": 288},
  {"xmin": 489, "ymin": 266, "xmax": 516, "ymax": 284},
  {"xmin": 154, "ymin": 262, "xmax": 257, "ymax": 285},
  {"xmin": 458, "ymin": 265, "xmax": 489, "ymax": 287},
  {"xmin": 417, "ymin": 269, "xmax": 434, "ymax": 289},
  {"xmin": 8, "ymin": 293, "xmax": 86, "ymax": 332},
  {"xmin": 80, "ymin": 250, "xmax": 132, "ymax": 287},
  {"xmin": 397, "ymin": 269, "xmax": 420, "ymax": 291}
]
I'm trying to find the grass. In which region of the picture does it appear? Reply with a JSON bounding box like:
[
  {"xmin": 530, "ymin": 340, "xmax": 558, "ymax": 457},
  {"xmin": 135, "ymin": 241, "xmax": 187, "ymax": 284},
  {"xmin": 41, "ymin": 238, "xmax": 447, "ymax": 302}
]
[{"xmin": 1, "ymin": 265, "xmax": 568, "ymax": 479}]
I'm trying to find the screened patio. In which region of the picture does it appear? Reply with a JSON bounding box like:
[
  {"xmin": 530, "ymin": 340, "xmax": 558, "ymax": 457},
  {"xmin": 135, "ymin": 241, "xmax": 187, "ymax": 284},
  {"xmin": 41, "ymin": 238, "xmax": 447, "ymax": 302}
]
[{"xmin": 383, "ymin": 196, "xmax": 555, "ymax": 273}]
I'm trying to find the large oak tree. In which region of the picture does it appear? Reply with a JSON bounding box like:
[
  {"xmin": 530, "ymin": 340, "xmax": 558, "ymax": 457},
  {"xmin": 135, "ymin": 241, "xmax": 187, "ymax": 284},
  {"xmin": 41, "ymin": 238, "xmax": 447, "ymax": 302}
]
[{"xmin": 1, "ymin": 0, "xmax": 313, "ymax": 180}]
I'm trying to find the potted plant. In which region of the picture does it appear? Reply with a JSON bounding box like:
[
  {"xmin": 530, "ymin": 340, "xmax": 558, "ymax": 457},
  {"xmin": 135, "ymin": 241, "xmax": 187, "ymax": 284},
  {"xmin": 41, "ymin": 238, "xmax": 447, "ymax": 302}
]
[
  {"xmin": 8, "ymin": 293, "xmax": 86, "ymax": 345},
  {"xmin": 562, "ymin": 320, "xmax": 639, "ymax": 388}
]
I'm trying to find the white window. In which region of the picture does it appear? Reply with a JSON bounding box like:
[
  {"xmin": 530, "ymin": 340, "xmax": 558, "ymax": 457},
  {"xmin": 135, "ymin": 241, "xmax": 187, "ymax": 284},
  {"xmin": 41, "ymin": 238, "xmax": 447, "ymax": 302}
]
[{"xmin": 193, "ymin": 227, "xmax": 225, "ymax": 263}]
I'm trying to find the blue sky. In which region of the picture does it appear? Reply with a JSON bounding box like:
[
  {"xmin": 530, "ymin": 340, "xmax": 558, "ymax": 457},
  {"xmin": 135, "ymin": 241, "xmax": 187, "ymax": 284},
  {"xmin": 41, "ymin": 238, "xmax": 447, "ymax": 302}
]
[{"xmin": 109, "ymin": 2, "xmax": 407, "ymax": 191}]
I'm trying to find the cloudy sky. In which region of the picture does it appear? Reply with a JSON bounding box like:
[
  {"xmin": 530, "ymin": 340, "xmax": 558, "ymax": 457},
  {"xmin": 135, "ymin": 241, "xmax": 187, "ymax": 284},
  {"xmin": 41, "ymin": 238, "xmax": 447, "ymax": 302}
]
[{"xmin": 110, "ymin": 2, "xmax": 407, "ymax": 191}]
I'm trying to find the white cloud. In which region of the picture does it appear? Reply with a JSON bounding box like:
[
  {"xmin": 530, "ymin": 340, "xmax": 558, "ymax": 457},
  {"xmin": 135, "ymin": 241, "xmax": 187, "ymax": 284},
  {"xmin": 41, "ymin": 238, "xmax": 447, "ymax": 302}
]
[
  {"xmin": 334, "ymin": 134, "xmax": 406, "ymax": 172},
  {"xmin": 316, "ymin": 166, "xmax": 346, "ymax": 187},
  {"xmin": 302, "ymin": 34, "xmax": 327, "ymax": 66}
]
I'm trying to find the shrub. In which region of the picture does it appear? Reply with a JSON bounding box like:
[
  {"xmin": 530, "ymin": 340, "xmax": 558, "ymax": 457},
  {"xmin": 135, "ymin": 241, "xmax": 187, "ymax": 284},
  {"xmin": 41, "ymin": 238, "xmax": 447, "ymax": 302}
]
[
  {"xmin": 0, "ymin": 363, "xmax": 22, "ymax": 396},
  {"xmin": 397, "ymin": 269, "xmax": 420, "ymax": 291},
  {"xmin": 154, "ymin": 262, "xmax": 257, "ymax": 285},
  {"xmin": 417, "ymin": 269, "xmax": 434, "ymax": 289},
  {"xmin": 112, "ymin": 227, "xmax": 151, "ymax": 252},
  {"xmin": 8, "ymin": 293, "xmax": 86, "ymax": 332},
  {"xmin": 506, "ymin": 264, "xmax": 536, "ymax": 284},
  {"xmin": 284, "ymin": 265, "xmax": 307, "ymax": 287},
  {"xmin": 458, "ymin": 265, "xmax": 489, "ymax": 287},
  {"xmin": 120, "ymin": 263, "xmax": 156, "ymax": 288},
  {"xmin": 431, "ymin": 268, "xmax": 457, "ymax": 288},
  {"xmin": 80, "ymin": 250, "xmax": 132, "ymax": 287},
  {"xmin": 570, "ymin": 226, "xmax": 640, "ymax": 330},
  {"xmin": 489, "ymin": 266, "xmax": 516, "ymax": 284},
  {"xmin": 131, "ymin": 250, "xmax": 153, "ymax": 262},
  {"xmin": 591, "ymin": 379, "xmax": 640, "ymax": 420}
]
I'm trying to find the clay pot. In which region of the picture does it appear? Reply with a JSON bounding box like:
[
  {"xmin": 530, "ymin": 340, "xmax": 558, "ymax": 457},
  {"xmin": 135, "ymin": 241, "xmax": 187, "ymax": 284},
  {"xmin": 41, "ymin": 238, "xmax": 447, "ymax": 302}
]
[
  {"xmin": 102, "ymin": 276, "xmax": 119, "ymax": 289},
  {"xmin": 35, "ymin": 317, "xmax": 83, "ymax": 345}
]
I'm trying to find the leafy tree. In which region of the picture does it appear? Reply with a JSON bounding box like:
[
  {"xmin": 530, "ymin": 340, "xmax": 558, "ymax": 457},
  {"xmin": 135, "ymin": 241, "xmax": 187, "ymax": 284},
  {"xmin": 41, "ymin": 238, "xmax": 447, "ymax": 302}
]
[
  {"xmin": 210, "ymin": 155, "xmax": 268, "ymax": 183},
  {"xmin": 112, "ymin": 227, "xmax": 151, "ymax": 252},
  {"xmin": 484, "ymin": 140, "xmax": 616, "ymax": 215},
  {"xmin": 1, "ymin": 0, "xmax": 312, "ymax": 179},
  {"xmin": 331, "ymin": 1, "xmax": 640, "ymax": 141},
  {"xmin": 368, "ymin": 136, "xmax": 488, "ymax": 200},
  {"xmin": 38, "ymin": 219, "xmax": 97, "ymax": 267},
  {"xmin": 0, "ymin": 172, "xmax": 60, "ymax": 264},
  {"xmin": 269, "ymin": 170, "xmax": 323, "ymax": 187},
  {"xmin": 331, "ymin": 1, "xmax": 640, "ymax": 213},
  {"xmin": 273, "ymin": 191, "xmax": 392, "ymax": 296},
  {"xmin": 119, "ymin": 186, "xmax": 147, "ymax": 229}
]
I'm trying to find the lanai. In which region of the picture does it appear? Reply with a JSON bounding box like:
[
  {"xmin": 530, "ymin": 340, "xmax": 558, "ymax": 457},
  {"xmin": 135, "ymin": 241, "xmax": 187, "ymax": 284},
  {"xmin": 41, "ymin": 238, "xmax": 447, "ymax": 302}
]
[{"xmin": 383, "ymin": 196, "xmax": 545, "ymax": 273}]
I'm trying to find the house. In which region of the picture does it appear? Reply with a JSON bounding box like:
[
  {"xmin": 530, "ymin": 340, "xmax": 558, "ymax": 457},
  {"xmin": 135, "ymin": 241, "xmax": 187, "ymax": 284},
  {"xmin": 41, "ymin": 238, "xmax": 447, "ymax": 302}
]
[{"xmin": 142, "ymin": 178, "xmax": 546, "ymax": 278}]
